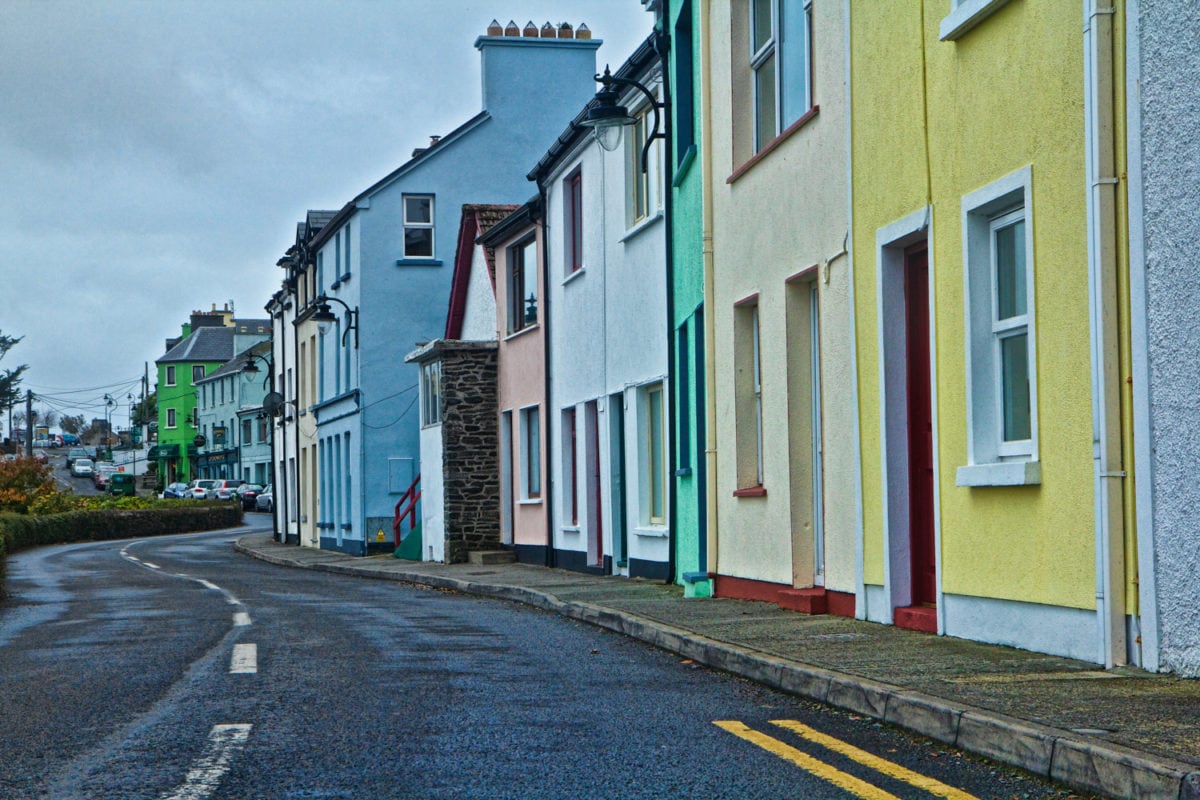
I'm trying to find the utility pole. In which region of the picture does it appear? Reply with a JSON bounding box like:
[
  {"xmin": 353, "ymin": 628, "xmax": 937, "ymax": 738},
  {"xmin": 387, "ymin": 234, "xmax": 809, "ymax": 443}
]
[{"xmin": 24, "ymin": 390, "xmax": 33, "ymax": 457}]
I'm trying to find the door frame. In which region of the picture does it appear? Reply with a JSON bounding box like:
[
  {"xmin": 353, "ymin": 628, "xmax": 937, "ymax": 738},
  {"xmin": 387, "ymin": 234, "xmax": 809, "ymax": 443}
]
[{"xmin": 874, "ymin": 208, "xmax": 943, "ymax": 631}]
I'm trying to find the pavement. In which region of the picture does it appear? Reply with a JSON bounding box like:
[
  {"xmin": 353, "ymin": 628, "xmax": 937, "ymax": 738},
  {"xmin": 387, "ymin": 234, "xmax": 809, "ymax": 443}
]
[{"xmin": 234, "ymin": 532, "xmax": 1200, "ymax": 800}]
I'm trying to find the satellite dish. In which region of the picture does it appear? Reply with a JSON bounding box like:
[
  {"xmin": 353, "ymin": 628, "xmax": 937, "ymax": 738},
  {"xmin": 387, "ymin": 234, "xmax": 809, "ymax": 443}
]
[{"xmin": 262, "ymin": 392, "xmax": 286, "ymax": 417}]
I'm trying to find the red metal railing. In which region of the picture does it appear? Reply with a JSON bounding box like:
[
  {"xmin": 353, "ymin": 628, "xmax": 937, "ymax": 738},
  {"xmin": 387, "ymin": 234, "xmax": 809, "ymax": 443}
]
[{"xmin": 393, "ymin": 472, "xmax": 421, "ymax": 547}]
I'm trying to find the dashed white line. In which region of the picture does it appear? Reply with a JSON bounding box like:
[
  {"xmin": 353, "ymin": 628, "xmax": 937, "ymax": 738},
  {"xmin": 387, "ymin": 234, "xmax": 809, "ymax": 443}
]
[
  {"xmin": 158, "ymin": 723, "xmax": 252, "ymax": 800},
  {"xmin": 230, "ymin": 643, "xmax": 257, "ymax": 674},
  {"xmin": 233, "ymin": 611, "xmax": 251, "ymax": 627}
]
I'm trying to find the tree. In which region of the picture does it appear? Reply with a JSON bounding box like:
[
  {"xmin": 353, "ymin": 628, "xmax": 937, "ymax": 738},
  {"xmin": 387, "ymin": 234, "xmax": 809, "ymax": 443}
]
[
  {"xmin": 60, "ymin": 414, "xmax": 86, "ymax": 435},
  {"xmin": 0, "ymin": 330, "xmax": 26, "ymax": 437},
  {"xmin": 132, "ymin": 393, "xmax": 156, "ymax": 426}
]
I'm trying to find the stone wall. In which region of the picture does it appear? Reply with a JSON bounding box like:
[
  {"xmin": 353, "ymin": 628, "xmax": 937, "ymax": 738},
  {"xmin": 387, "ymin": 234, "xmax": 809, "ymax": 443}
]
[{"xmin": 439, "ymin": 343, "xmax": 500, "ymax": 563}]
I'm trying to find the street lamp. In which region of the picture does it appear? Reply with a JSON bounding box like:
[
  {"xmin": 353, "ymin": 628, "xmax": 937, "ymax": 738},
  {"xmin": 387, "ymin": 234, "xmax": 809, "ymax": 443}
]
[
  {"xmin": 312, "ymin": 295, "xmax": 359, "ymax": 348},
  {"xmin": 577, "ymin": 64, "xmax": 666, "ymax": 173},
  {"xmin": 241, "ymin": 352, "xmax": 284, "ymax": 542},
  {"xmin": 103, "ymin": 393, "xmax": 115, "ymax": 456}
]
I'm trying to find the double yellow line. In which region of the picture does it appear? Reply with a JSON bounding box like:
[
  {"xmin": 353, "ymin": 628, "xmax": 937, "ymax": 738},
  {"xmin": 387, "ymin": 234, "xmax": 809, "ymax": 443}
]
[{"xmin": 714, "ymin": 720, "xmax": 980, "ymax": 800}]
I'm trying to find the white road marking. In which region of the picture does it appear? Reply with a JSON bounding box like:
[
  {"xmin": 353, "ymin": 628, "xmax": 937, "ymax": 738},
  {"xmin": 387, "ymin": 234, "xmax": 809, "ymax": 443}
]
[
  {"xmin": 233, "ymin": 612, "xmax": 251, "ymax": 626},
  {"xmin": 158, "ymin": 723, "xmax": 252, "ymax": 800},
  {"xmin": 119, "ymin": 544, "xmax": 252, "ymax": 626},
  {"xmin": 144, "ymin": 562, "xmax": 161, "ymax": 570},
  {"xmin": 230, "ymin": 643, "xmax": 257, "ymax": 674}
]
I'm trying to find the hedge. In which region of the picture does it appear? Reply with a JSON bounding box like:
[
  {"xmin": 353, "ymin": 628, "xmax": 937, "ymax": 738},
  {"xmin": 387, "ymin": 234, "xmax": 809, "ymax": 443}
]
[{"xmin": 0, "ymin": 504, "xmax": 244, "ymax": 593}]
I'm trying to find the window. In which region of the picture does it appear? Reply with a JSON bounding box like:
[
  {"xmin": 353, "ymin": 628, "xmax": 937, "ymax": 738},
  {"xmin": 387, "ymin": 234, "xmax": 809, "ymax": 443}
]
[
  {"xmin": 628, "ymin": 107, "xmax": 651, "ymax": 224},
  {"xmin": 403, "ymin": 194, "xmax": 435, "ymax": 258},
  {"xmin": 242, "ymin": 419, "xmax": 252, "ymax": 445},
  {"xmin": 193, "ymin": 365, "xmax": 205, "ymax": 383},
  {"xmin": 645, "ymin": 384, "xmax": 666, "ymax": 524},
  {"xmin": 957, "ymin": 166, "xmax": 1039, "ymax": 486},
  {"xmin": 563, "ymin": 407, "xmax": 578, "ymax": 524},
  {"xmin": 520, "ymin": 406, "xmax": 541, "ymax": 500},
  {"xmin": 674, "ymin": 0, "xmax": 696, "ymax": 164},
  {"xmin": 750, "ymin": 0, "xmax": 813, "ymax": 152},
  {"xmin": 166, "ymin": 408, "xmax": 177, "ymax": 428},
  {"xmin": 343, "ymin": 221, "xmax": 352, "ymax": 278},
  {"xmin": 564, "ymin": 168, "xmax": 583, "ymax": 273},
  {"xmin": 258, "ymin": 417, "xmax": 267, "ymax": 442},
  {"xmin": 420, "ymin": 360, "xmax": 442, "ymax": 427},
  {"xmin": 676, "ymin": 323, "xmax": 691, "ymax": 470},
  {"xmin": 734, "ymin": 298, "xmax": 765, "ymax": 490},
  {"xmin": 317, "ymin": 251, "xmax": 324, "ymax": 296},
  {"xmin": 508, "ymin": 236, "xmax": 539, "ymax": 333},
  {"xmin": 192, "ymin": 408, "xmax": 199, "ymax": 428},
  {"xmin": 334, "ymin": 231, "xmax": 341, "ymax": 280},
  {"xmin": 165, "ymin": 366, "xmax": 176, "ymax": 386}
]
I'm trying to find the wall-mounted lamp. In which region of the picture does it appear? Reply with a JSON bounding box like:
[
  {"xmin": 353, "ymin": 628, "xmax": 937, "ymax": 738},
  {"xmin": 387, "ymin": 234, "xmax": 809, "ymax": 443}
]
[
  {"xmin": 576, "ymin": 64, "xmax": 665, "ymax": 172},
  {"xmin": 313, "ymin": 295, "xmax": 359, "ymax": 349}
]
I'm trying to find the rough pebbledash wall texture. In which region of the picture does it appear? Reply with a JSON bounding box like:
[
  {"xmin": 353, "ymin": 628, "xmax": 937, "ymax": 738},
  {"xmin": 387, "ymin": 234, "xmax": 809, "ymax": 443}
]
[{"xmin": 439, "ymin": 343, "xmax": 500, "ymax": 563}]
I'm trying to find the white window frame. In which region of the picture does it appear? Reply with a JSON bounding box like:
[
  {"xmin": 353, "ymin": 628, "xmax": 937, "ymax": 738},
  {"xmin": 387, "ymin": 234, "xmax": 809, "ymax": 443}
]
[
  {"xmin": 643, "ymin": 383, "xmax": 667, "ymax": 526},
  {"xmin": 402, "ymin": 194, "xmax": 435, "ymax": 259},
  {"xmin": 420, "ymin": 360, "xmax": 442, "ymax": 427},
  {"xmin": 939, "ymin": 0, "xmax": 1015, "ymax": 41},
  {"xmin": 750, "ymin": 0, "xmax": 813, "ymax": 152},
  {"xmin": 957, "ymin": 166, "xmax": 1040, "ymax": 487},
  {"xmin": 627, "ymin": 105, "xmax": 652, "ymax": 226},
  {"xmin": 519, "ymin": 405, "xmax": 541, "ymax": 501},
  {"xmin": 166, "ymin": 408, "xmax": 177, "ymax": 429},
  {"xmin": 165, "ymin": 365, "xmax": 176, "ymax": 386}
]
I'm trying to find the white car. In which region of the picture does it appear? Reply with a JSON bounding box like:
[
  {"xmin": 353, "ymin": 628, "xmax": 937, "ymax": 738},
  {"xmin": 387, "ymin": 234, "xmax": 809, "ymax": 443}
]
[
  {"xmin": 186, "ymin": 479, "xmax": 218, "ymax": 499},
  {"xmin": 70, "ymin": 458, "xmax": 94, "ymax": 477}
]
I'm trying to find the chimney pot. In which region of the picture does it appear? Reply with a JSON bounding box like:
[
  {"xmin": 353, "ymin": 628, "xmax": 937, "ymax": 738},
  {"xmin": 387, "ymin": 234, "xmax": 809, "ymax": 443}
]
[
  {"xmin": 575, "ymin": 22, "xmax": 591, "ymax": 40},
  {"xmin": 486, "ymin": 19, "xmax": 503, "ymax": 36},
  {"xmin": 522, "ymin": 20, "xmax": 538, "ymax": 37},
  {"xmin": 504, "ymin": 20, "xmax": 519, "ymax": 36},
  {"xmin": 558, "ymin": 21, "xmax": 574, "ymax": 38},
  {"xmin": 540, "ymin": 22, "xmax": 556, "ymax": 38}
]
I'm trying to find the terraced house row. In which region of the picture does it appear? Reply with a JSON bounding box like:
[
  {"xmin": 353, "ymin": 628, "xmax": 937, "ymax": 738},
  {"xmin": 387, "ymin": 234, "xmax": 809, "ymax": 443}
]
[{"xmin": 253, "ymin": 2, "xmax": 1200, "ymax": 677}]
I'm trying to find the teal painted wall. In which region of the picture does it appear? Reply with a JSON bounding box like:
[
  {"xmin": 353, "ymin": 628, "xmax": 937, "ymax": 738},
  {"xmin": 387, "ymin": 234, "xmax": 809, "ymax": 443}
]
[{"xmin": 669, "ymin": 0, "xmax": 709, "ymax": 597}]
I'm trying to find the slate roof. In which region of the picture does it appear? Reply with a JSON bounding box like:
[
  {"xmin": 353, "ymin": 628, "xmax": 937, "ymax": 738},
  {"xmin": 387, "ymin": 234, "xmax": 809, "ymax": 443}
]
[
  {"xmin": 157, "ymin": 326, "xmax": 235, "ymax": 365},
  {"xmin": 195, "ymin": 340, "xmax": 272, "ymax": 384},
  {"xmin": 444, "ymin": 203, "xmax": 520, "ymax": 340}
]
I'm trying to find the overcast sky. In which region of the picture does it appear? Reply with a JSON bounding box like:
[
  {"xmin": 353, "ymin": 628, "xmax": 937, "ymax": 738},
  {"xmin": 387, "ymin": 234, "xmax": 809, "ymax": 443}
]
[{"xmin": 0, "ymin": 0, "xmax": 651, "ymax": 429}]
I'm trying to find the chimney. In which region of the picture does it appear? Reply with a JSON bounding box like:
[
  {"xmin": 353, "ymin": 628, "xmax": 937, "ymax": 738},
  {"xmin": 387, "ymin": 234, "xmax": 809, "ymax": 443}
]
[
  {"xmin": 475, "ymin": 20, "xmax": 601, "ymax": 115},
  {"xmin": 576, "ymin": 22, "xmax": 591, "ymax": 40},
  {"xmin": 540, "ymin": 22, "xmax": 556, "ymax": 38},
  {"xmin": 522, "ymin": 20, "xmax": 538, "ymax": 37},
  {"xmin": 487, "ymin": 18, "xmax": 503, "ymax": 36},
  {"xmin": 504, "ymin": 20, "xmax": 519, "ymax": 36}
]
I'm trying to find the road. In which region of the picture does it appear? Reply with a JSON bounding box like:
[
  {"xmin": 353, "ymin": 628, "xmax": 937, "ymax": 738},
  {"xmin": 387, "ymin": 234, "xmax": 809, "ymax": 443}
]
[{"xmin": 0, "ymin": 520, "xmax": 1091, "ymax": 799}]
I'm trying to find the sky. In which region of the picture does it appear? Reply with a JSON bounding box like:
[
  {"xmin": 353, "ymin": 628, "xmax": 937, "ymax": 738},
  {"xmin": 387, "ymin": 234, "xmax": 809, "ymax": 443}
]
[{"xmin": 0, "ymin": 0, "xmax": 652, "ymax": 432}]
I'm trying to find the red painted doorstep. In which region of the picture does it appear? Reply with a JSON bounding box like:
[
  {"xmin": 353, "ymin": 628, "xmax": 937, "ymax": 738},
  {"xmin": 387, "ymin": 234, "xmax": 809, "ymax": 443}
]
[
  {"xmin": 894, "ymin": 605, "xmax": 938, "ymax": 633},
  {"xmin": 713, "ymin": 575, "xmax": 856, "ymax": 618}
]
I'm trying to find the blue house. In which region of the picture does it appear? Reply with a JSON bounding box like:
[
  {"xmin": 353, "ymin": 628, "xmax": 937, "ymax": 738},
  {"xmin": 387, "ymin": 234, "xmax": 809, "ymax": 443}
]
[{"xmin": 302, "ymin": 21, "xmax": 604, "ymax": 555}]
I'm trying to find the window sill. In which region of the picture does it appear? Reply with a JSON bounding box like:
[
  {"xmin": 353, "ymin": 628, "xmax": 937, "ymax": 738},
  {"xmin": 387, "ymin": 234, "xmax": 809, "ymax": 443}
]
[
  {"xmin": 620, "ymin": 211, "xmax": 664, "ymax": 244},
  {"xmin": 673, "ymin": 145, "xmax": 698, "ymax": 187},
  {"xmin": 674, "ymin": 466, "xmax": 693, "ymax": 477},
  {"xmin": 733, "ymin": 485, "xmax": 767, "ymax": 498},
  {"xmin": 396, "ymin": 258, "xmax": 443, "ymax": 267},
  {"xmin": 939, "ymin": 0, "xmax": 1013, "ymax": 40},
  {"xmin": 561, "ymin": 525, "xmax": 581, "ymax": 534},
  {"xmin": 518, "ymin": 498, "xmax": 542, "ymax": 506},
  {"xmin": 728, "ymin": 105, "xmax": 820, "ymax": 184},
  {"xmin": 504, "ymin": 324, "xmax": 540, "ymax": 342},
  {"xmin": 562, "ymin": 267, "xmax": 586, "ymax": 287},
  {"xmin": 955, "ymin": 460, "xmax": 1041, "ymax": 487},
  {"xmin": 633, "ymin": 527, "xmax": 669, "ymax": 539}
]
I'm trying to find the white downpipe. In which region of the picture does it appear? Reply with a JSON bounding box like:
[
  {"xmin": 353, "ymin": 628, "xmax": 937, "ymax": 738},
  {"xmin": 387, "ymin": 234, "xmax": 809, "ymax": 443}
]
[
  {"xmin": 1124, "ymin": 0, "xmax": 1159, "ymax": 673},
  {"xmin": 844, "ymin": 0, "xmax": 867, "ymax": 620},
  {"xmin": 1083, "ymin": 0, "xmax": 1125, "ymax": 668},
  {"xmin": 701, "ymin": 0, "xmax": 719, "ymax": 578}
]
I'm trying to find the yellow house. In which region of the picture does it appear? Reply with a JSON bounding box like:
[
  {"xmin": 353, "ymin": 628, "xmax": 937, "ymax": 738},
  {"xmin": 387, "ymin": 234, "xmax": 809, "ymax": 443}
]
[
  {"xmin": 705, "ymin": 1, "xmax": 859, "ymax": 615},
  {"xmin": 849, "ymin": 0, "xmax": 1132, "ymax": 664}
]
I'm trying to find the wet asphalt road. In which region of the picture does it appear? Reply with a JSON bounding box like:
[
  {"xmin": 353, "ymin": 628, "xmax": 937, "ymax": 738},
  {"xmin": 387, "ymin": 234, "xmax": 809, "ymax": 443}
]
[{"xmin": 0, "ymin": 521, "xmax": 1092, "ymax": 799}]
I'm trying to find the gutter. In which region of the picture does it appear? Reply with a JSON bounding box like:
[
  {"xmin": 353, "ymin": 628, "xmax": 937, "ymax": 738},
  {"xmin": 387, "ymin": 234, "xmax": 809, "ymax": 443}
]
[{"xmin": 657, "ymin": 20, "xmax": 678, "ymax": 586}]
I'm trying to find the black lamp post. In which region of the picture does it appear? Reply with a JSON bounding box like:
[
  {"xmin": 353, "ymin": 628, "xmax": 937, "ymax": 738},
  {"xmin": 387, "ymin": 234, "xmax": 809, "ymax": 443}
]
[
  {"xmin": 241, "ymin": 351, "xmax": 284, "ymax": 541},
  {"xmin": 577, "ymin": 64, "xmax": 666, "ymax": 173}
]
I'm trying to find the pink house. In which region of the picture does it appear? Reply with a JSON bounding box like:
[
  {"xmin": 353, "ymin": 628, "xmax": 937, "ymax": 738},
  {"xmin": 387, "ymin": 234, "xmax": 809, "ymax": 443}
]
[{"xmin": 477, "ymin": 199, "xmax": 551, "ymax": 565}]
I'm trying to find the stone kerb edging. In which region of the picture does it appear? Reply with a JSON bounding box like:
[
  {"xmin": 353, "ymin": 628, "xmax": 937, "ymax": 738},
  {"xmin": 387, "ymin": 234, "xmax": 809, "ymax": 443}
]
[{"xmin": 233, "ymin": 540, "xmax": 1200, "ymax": 800}]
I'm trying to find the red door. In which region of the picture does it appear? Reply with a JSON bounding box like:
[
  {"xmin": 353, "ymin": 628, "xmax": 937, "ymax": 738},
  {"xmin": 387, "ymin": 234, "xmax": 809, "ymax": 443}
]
[{"xmin": 904, "ymin": 244, "xmax": 936, "ymax": 607}]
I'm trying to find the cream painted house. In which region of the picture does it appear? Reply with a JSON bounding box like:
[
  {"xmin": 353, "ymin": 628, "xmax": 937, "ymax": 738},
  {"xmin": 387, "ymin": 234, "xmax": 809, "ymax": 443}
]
[{"xmin": 705, "ymin": 0, "xmax": 858, "ymax": 614}]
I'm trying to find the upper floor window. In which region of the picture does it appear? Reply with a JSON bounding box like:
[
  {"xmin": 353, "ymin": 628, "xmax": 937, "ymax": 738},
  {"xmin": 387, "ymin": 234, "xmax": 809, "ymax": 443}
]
[
  {"xmin": 165, "ymin": 365, "xmax": 176, "ymax": 386},
  {"xmin": 192, "ymin": 365, "xmax": 205, "ymax": 383},
  {"xmin": 242, "ymin": 418, "xmax": 253, "ymax": 445},
  {"xmin": 674, "ymin": 0, "xmax": 696, "ymax": 164},
  {"xmin": 564, "ymin": 168, "xmax": 583, "ymax": 274},
  {"xmin": 628, "ymin": 107, "xmax": 652, "ymax": 225},
  {"xmin": 166, "ymin": 408, "xmax": 177, "ymax": 429},
  {"xmin": 508, "ymin": 236, "xmax": 539, "ymax": 333},
  {"xmin": 403, "ymin": 195, "xmax": 435, "ymax": 259},
  {"xmin": 342, "ymin": 221, "xmax": 352, "ymax": 278},
  {"xmin": 751, "ymin": 0, "xmax": 813, "ymax": 152}
]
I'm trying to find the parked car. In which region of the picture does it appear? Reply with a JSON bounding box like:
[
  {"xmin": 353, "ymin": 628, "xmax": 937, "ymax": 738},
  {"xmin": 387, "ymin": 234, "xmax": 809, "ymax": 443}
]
[
  {"xmin": 161, "ymin": 482, "xmax": 189, "ymax": 499},
  {"xmin": 186, "ymin": 479, "xmax": 218, "ymax": 499},
  {"xmin": 235, "ymin": 483, "xmax": 264, "ymax": 510},
  {"xmin": 107, "ymin": 472, "xmax": 135, "ymax": 496},
  {"xmin": 93, "ymin": 462, "xmax": 118, "ymax": 490},
  {"xmin": 70, "ymin": 458, "xmax": 94, "ymax": 477},
  {"xmin": 207, "ymin": 479, "xmax": 244, "ymax": 500},
  {"xmin": 255, "ymin": 485, "xmax": 273, "ymax": 512},
  {"xmin": 66, "ymin": 447, "xmax": 91, "ymax": 469},
  {"xmin": 32, "ymin": 450, "xmax": 49, "ymax": 464}
]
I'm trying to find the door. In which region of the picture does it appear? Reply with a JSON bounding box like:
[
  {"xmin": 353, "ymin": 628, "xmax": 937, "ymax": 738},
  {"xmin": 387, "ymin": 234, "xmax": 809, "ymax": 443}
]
[
  {"xmin": 499, "ymin": 411, "xmax": 514, "ymax": 545},
  {"xmin": 904, "ymin": 244, "xmax": 936, "ymax": 606},
  {"xmin": 608, "ymin": 392, "xmax": 628, "ymax": 573}
]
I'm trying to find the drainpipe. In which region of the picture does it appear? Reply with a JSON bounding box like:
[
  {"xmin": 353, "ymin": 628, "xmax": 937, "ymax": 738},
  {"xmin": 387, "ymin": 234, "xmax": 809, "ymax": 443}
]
[
  {"xmin": 538, "ymin": 186, "xmax": 556, "ymax": 569},
  {"xmin": 656, "ymin": 22, "xmax": 678, "ymax": 586},
  {"xmin": 700, "ymin": 0, "xmax": 719, "ymax": 581},
  {"xmin": 1083, "ymin": 0, "xmax": 1126, "ymax": 668}
]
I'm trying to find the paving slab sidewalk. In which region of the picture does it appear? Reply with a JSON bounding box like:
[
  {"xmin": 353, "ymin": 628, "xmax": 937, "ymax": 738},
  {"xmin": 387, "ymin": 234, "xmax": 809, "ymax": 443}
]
[{"xmin": 234, "ymin": 532, "xmax": 1200, "ymax": 800}]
